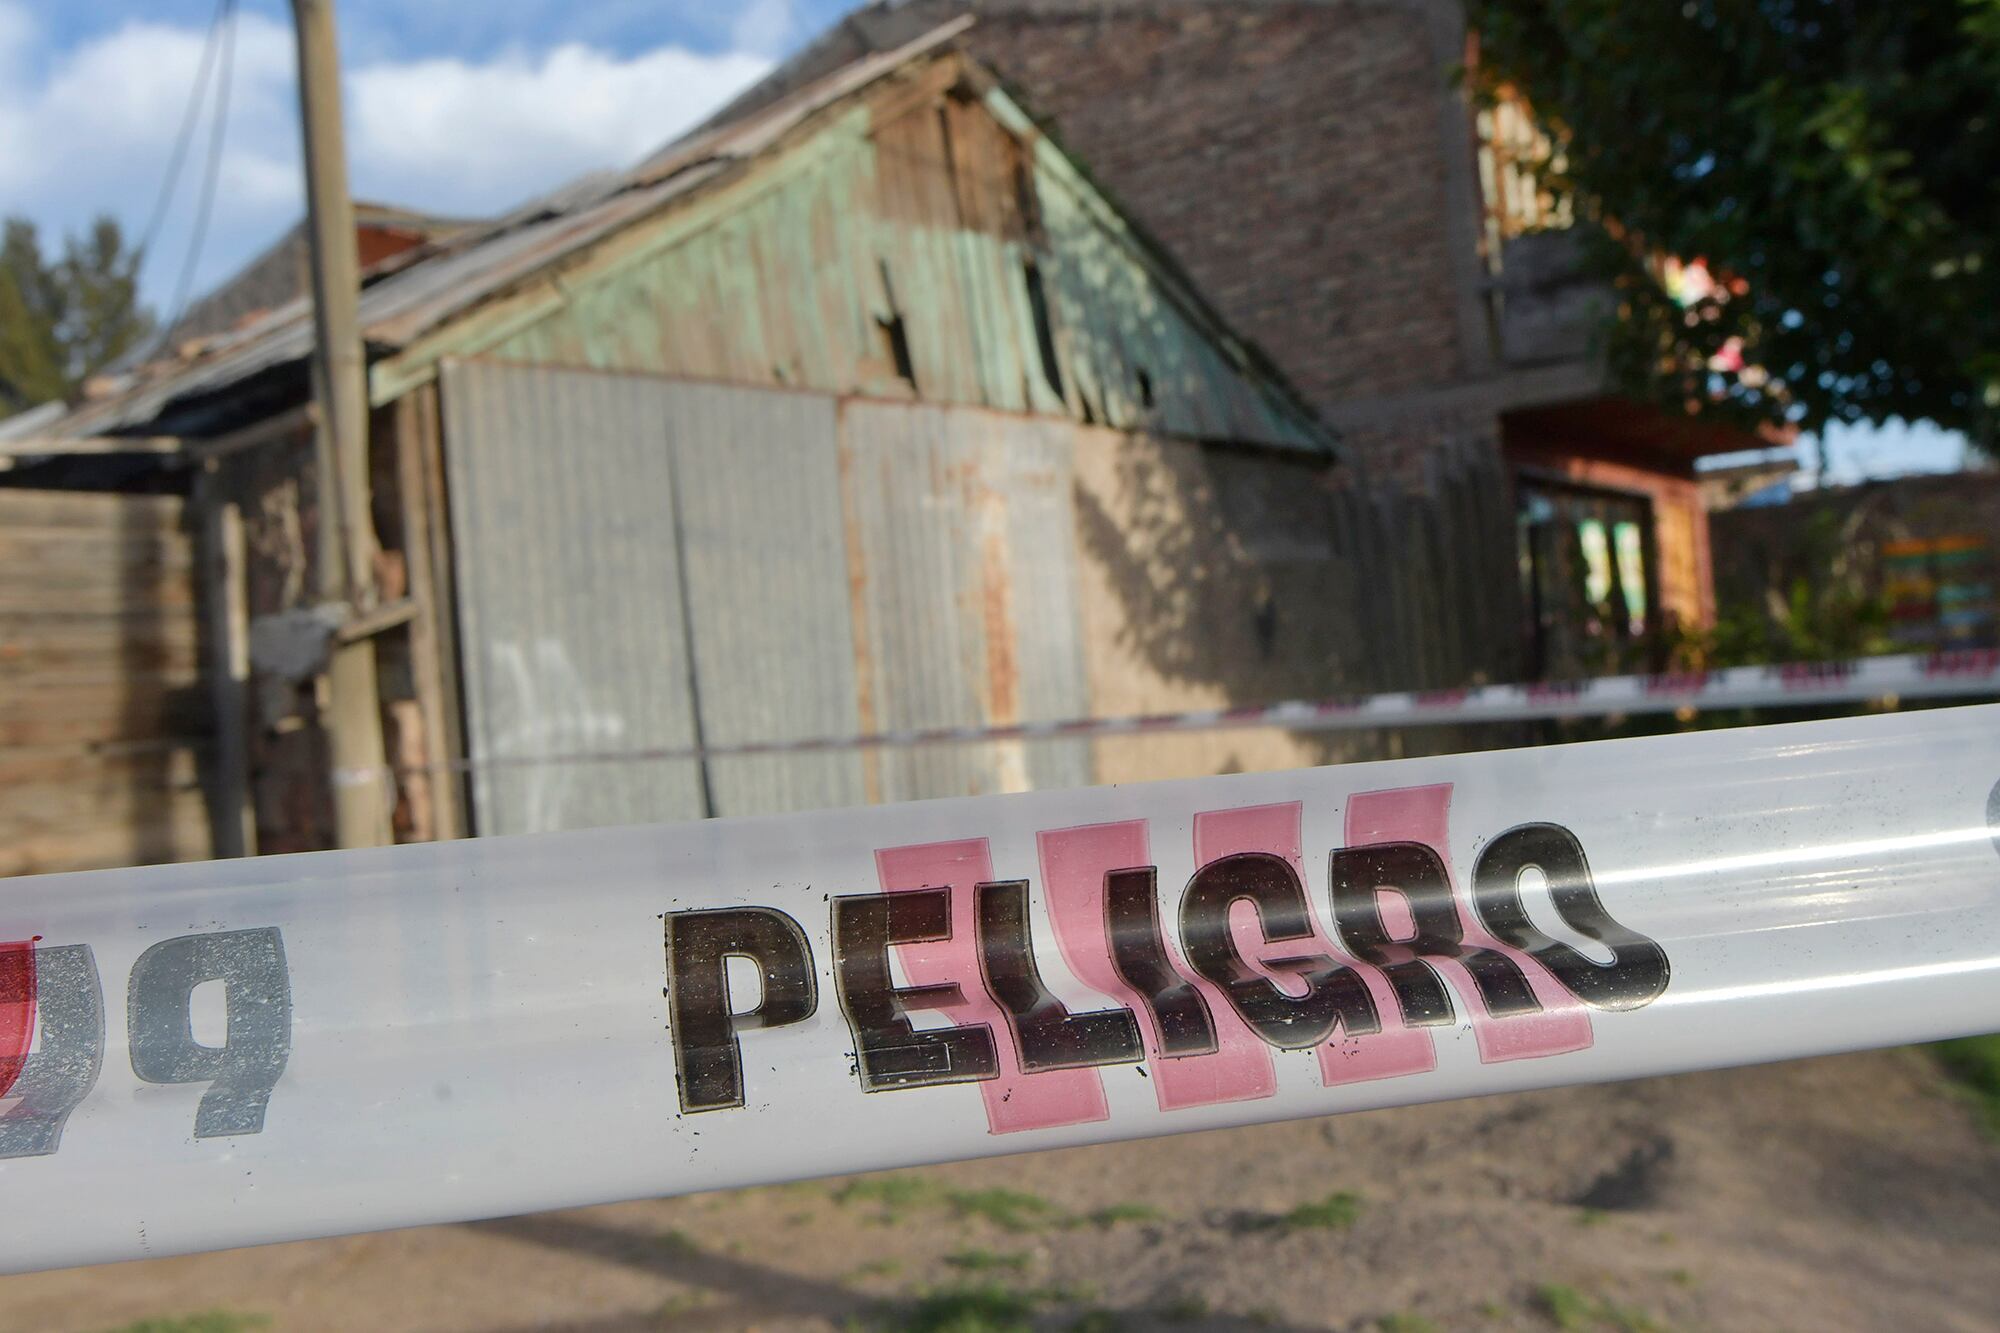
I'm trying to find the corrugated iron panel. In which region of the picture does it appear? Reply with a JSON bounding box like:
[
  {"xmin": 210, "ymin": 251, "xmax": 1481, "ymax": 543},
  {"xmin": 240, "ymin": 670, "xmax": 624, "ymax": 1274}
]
[
  {"xmin": 440, "ymin": 360, "xmax": 706, "ymax": 834},
  {"xmin": 839, "ymin": 399, "xmax": 1093, "ymax": 802},
  {"xmin": 661, "ymin": 381, "xmax": 869, "ymax": 817},
  {"xmin": 442, "ymin": 362, "xmax": 869, "ymax": 829}
]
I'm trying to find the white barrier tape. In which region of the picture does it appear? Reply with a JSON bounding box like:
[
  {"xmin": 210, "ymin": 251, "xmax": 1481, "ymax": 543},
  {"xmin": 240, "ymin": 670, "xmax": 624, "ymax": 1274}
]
[
  {"xmin": 3, "ymin": 706, "xmax": 1998, "ymax": 1273},
  {"xmin": 400, "ymin": 649, "xmax": 2000, "ymax": 773}
]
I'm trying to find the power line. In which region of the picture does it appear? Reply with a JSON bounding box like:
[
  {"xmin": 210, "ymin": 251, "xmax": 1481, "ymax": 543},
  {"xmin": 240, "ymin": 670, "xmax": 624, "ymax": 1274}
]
[
  {"xmin": 134, "ymin": 0, "xmax": 232, "ymax": 271},
  {"xmin": 160, "ymin": 0, "xmax": 240, "ymax": 343}
]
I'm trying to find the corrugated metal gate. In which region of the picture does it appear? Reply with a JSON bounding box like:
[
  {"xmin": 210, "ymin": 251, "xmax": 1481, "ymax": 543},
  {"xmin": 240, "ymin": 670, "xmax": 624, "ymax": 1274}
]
[
  {"xmin": 0, "ymin": 489, "xmax": 212, "ymax": 875},
  {"xmin": 439, "ymin": 361, "xmax": 1091, "ymax": 835}
]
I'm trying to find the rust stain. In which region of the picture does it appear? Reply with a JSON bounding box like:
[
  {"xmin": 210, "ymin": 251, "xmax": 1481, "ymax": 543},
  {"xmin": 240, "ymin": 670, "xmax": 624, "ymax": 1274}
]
[
  {"xmin": 834, "ymin": 403, "xmax": 883, "ymax": 806},
  {"xmin": 977, "ymin": 491, "xmax": 1019, "ymax": 726}
]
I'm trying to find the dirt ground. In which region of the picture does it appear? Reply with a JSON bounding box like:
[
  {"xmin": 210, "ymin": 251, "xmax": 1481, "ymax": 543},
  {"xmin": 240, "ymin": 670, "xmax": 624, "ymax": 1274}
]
[{"xmin": 3, "ymin": 1048, "xmax": 1997, "ymax": 1333}]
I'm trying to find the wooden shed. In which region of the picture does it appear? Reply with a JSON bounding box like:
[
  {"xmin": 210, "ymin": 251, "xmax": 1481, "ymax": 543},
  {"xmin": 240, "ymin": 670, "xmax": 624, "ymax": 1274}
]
[{"xmin": 6, "ymin": 23, "xmax": 1512, "ymax": 860}]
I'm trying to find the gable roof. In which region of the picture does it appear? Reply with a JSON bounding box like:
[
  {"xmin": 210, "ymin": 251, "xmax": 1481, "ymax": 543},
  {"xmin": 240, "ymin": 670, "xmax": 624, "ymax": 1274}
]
[{"xmin": 38, "ymin": 17, "xmax": 1328, "ymax": 454}]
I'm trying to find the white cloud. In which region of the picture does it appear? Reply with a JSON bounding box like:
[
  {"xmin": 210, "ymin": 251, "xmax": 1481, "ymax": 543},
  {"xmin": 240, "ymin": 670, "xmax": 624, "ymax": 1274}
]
[
  {"xmin": 347, "ymin": 43, "xmax": 770, "ymax": 215},
  {"xmin": 0, "ymin": 2, "xmax": 771, "ymax": 310}
]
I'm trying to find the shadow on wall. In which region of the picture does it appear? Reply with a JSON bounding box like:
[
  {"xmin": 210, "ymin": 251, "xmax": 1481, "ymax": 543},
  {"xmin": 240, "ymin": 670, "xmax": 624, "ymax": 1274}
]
[{"xmin": 1070, "ymin": 430, "xmax": 1527, "ymax": 772}]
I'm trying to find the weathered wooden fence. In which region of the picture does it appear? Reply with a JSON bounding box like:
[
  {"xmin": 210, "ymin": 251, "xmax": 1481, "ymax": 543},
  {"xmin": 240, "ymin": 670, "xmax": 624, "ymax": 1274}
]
[{"xmin": 0, "ymin": 489, "xmax": 212, "ymax": 876}]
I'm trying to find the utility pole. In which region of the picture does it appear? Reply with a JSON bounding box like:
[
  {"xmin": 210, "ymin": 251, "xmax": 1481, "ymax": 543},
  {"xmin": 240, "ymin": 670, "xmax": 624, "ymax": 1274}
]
[{"xmin": 292, "ymin": 0, "xmax": 392, "ymax": 847}]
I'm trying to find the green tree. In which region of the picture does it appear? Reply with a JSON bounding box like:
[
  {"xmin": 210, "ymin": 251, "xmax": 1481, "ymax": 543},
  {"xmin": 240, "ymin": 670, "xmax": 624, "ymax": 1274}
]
[
  {"xmin": 0, "ymin": 214, "xmax": 154, "ymax": 415},
  {"xmin": 0, "ymin": 219, "xmax": 68, "ymax": 413},
  {"xmin": 1467, "ymin": 0, "xmax": 2000, "ymax": 453}
]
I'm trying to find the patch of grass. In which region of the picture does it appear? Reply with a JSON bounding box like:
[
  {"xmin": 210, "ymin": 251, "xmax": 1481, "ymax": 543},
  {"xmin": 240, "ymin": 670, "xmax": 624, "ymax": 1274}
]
[
  {"xmin": 1666, "ymin": 1268, "xmax": 1695, "ymax": 1288},
  {"xmin": 946, "ymin": 1188, "xmax": 1058, "ymax": 1232},
  {"xmin": 896, "ymin": 1282, "xmax": 1042, "ymax": 1333},
  {"xmin": 1082, "ymin": 1202, "xmax": 1163, "ymax": 1228},
  {"xmin": 1158, "ymin": 1292, "xmax": 1209, "ymax": 1322},
  {"xmin": 945, "ymin": 1249, "xmax": 1031, "ymax": 1274},
  {"xmin": 1934, "ymin": 1035, "xmax": 2000, "ymax": 1136},
  {"xmin": 1574, "ymin": 1207, "xmax": 1609, "ymax": 1228},
  {"xmin": 1534, "ymin": 1284, "xmax": 1595, "ymax": 1332},
  {"xmin": 1378, "ymin": 1315, "xmax": 1441, "ymax": 1333},
  {"xmin": 852, "ymin": 1258, "xmax": 904, "ymax": 1281},
  {"xmin": 656, "ymin": 1228, "xmax": 697, "ymax": 1255},
  {"xmin": 1247, "ymin": 1307, "xmax": 1282, "ymax": 1327},
  {"xmin": 835, "ymin": 1176, "xmax": 942, "ymax": 1209},
  {"xmin": 1531, "ymin": 1283, "xmax": 1671, "ymax": 1333},
  {"xmin": 1478, "ymin": 1301, "xmax": 1509, "ymax": 1320},
  {"xmin": 98, "ymin": 1317, "xmax": 269, "ymax": 1333},
  {"xmin": 1277, "ymin": 1190, "xmax": 1363, "ymax": 1231}
]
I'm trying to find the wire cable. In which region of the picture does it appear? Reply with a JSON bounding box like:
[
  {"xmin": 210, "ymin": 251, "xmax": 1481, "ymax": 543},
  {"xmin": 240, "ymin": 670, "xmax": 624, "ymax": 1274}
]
[
  {"xmin": 133, "ymin": 0, "xmax": 232, "ymax": 270},
  {"xmin": 159, "ymin": 0, "xmax": 240, "ymax": 344}
]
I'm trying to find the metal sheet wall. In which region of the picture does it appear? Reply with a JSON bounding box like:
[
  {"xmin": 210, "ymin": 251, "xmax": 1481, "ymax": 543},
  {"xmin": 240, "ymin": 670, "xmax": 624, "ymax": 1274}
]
[
  {"xmin": 440, "ymin": 363, "xmax": 1093, "ymax": 832},
  {"xmin": 839, "ymin": 400, "xmax": 1093, "ymax": 803},
  {"xmin": 441, "ymin": 361, "xmax": 707, "ymax": 834},
  {"xmin": 663, "ymin": 382, "xmax": 869, "ymax": 817}
]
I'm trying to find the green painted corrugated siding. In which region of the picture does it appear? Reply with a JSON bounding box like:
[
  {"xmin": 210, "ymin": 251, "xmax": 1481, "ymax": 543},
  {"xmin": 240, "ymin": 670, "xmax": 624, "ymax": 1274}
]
[{"xmin": 485, "ymin": 104, "xmax": 1321, "ymax": 452}]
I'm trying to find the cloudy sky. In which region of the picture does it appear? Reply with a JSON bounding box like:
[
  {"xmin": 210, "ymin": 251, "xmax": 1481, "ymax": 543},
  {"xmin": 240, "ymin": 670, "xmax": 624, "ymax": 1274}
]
[
  {"xmin": 0, "ymin": 0, "xmax": 850, "ymax": 314},
  {"xmin": 0, "ymin": 0, "xmax": 1972, "ymax": 476}
]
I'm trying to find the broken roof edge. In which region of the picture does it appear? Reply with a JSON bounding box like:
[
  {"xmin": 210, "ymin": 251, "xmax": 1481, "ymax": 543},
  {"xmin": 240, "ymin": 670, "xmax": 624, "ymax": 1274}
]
[
  {"xmin": 368, "ymin": 34, "xmax": 1335, "ymax": 455},
  {"xmin": 631, "ymin": 15, "xmax": 977, "ymax": 189},
  {"xmin": 36, "ymin": 13, "xmax": 1334, "ymax": 457},
  {"xmin": 976, "ymin": 75, "xmax": 1340, "ymax": 460}
]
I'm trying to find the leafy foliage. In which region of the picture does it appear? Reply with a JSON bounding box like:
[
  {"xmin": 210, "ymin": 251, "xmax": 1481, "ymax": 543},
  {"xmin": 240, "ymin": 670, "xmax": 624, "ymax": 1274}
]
[
  {"xmin": 1274, "ymin": 1189, "xmax": 1364, "ymax": 1231},
  {"xmin": 1681, "ymin": 507, "xmax": 1892, "ymax": 667},
  {"xmin": 1934, "ymin": 1035, "xmax": 2000, "ymax": 1137},
  {"xmin": 0, "ymin": 214, "xmax": 154, "ymax": 415},
  {"xmin": 96, "ymin": 1315, "xmax": 268, "ymax": 1333},
  {"xmin": 1467, "ymin": 1, "xmax": 2000, "ymax": 452}
]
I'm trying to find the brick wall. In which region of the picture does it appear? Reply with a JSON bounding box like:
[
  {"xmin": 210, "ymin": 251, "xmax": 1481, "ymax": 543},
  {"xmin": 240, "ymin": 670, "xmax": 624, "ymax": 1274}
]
[{"xmin": 960, "ymin": 1, "xmax": 1471, "ymax": 415}]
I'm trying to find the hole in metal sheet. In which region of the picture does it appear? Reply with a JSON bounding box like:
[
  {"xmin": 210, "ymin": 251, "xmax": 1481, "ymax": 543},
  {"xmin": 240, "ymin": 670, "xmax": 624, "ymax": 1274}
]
[{"xmin": 1022, "ymin": 259, "xmax": 1066, "ymax": 404}]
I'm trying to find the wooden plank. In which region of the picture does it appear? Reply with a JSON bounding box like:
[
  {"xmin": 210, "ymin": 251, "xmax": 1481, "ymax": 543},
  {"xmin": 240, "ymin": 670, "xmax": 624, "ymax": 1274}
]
[
  {"xmin": 406, "ymin": 382, "xmax": 468, "ymax": 838},
  {"xmin": 0, "ymin": 627, "xmax": 201, "ymax": 679},
  {"xmin": 0, "ymin": 579, "xmax": 197, "ymax": 616},
  {"xmin": 0, "ymin": 797, "xmax": 212, "ymax": 878},
  {"xmin": 0, "ymin": 490, "xmax": 183, "ymax": 530},
  {"xmin": 6, "ymin": 559, "xmax": 197, "ymax": 595},
  {"xmin": 0, "ymin": 525, "xmax": 195, "ymax": 565},
  {"xmin": 0, "ymin": 744, "xmax": 203, "ymax": 792},
  {"xmin": 0, "ymin": 677, "xmax": 210, "ymax": 747},
  {"xmin": 0, "ymin": 434, "xmax": 181, "ymax": 458},
  {"xmin": 0, "ymin": 778, "xmax": 208, "ymax": 833}
]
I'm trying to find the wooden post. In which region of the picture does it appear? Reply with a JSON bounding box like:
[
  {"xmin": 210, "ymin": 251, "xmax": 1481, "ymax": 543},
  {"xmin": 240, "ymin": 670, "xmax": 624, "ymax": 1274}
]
[
  {"xmin": 394, "ymin": 386, "xmax": 465, "ymax": 839},
  {"xmin": 292, "ymin": 0, "xmax": 391, "ymax": 847}
]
